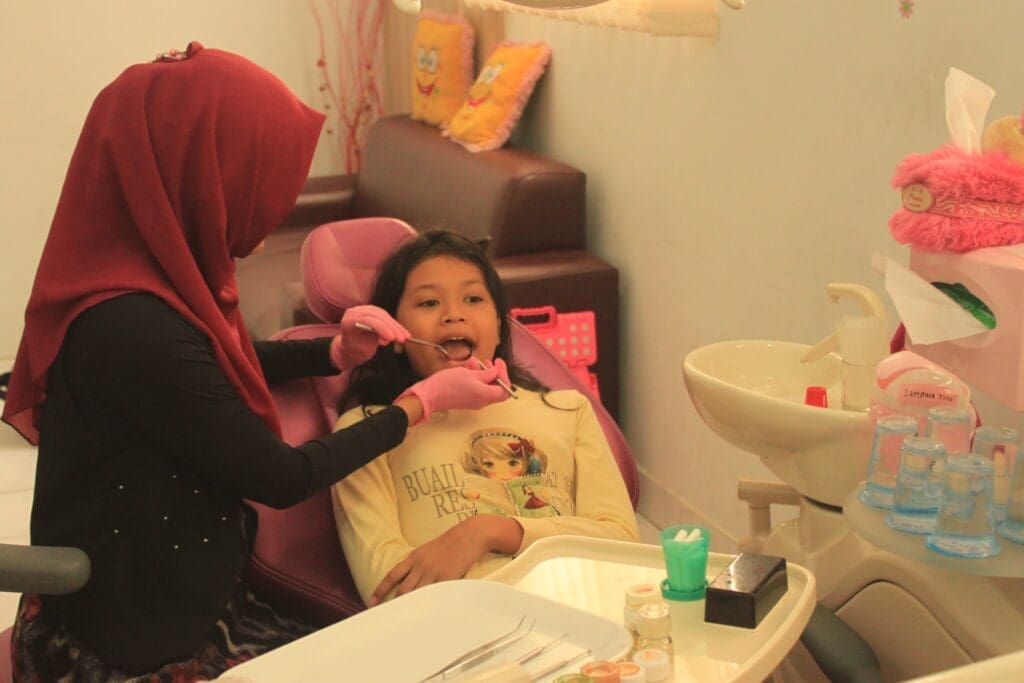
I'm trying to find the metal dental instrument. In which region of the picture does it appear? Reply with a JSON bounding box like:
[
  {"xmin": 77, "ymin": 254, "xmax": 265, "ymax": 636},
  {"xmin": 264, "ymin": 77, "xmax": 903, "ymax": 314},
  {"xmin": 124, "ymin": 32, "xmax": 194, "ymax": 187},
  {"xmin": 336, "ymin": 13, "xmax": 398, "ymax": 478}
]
[
  {"xmin": 514, "ymin": 632, "xmax": 567, "ymax": 666},
  {"xmin": 450, "ymin": 636, "xmax": 571, "ymax": 682},
  {"xmin": 529, "ymin": 648, "xmax": 592, "ymax": 681},
  {"xmin": 472, "ymin": 357, "xmax": 518, "ymax": 400},
  {"xmin": 437, "ymin": 618, "xmax": 536, "ymax": 680},
  {"xmin": 354, "ymin": 322, "xmax": 457, "ymax": 359},
  {"xmin": 417, "ymin": 616, "xmax": 530, "ymax": 683},
  {"xmin": 354, "ymin": 322, "xmax": 517, "ymax": 399}
]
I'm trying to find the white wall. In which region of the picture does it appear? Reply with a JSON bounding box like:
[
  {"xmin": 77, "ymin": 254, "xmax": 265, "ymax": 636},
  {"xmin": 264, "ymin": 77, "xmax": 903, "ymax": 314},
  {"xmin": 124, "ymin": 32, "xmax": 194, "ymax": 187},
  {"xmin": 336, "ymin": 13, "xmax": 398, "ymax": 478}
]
[
  {"xmin": 502, "ymin": 1, "xmax": 1024, "ymax": 546},
  {"xmin": 0, "ymin": 0, "xmax": 343, "ymax": 360},
  {"xmin": 5, "ymin": 1, "xmax": 1024, "ymax": 550}
]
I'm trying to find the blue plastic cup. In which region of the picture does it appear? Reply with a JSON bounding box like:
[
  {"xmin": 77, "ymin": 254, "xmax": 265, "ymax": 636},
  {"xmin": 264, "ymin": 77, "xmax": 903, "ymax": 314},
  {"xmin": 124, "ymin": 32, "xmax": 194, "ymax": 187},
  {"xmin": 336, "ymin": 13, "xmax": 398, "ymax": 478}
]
[
  {"xmin": 861, "ymin": 415, "xmax": 918, "ymax": 509},
  {"xmin": 926, "ymin": 454, "xmax": 1000, "ymax": 558},
  {"xmin": 999, "ymin": 447, "xmax": 1024, "ymax": 546},
  {"xmin": 886, "ymin": 437, "xmax": 946, "ymax": 534},
  {"xmin": 660, "ymin": 524, "xmax": 709, "ymax": 601},
  {"xmin": 925, "ymin": 406, "xmax": 973, "ymax": 456},
  {"xmin": 972, "ymin": 425, "xmax": 1019, "ymax": 523}
]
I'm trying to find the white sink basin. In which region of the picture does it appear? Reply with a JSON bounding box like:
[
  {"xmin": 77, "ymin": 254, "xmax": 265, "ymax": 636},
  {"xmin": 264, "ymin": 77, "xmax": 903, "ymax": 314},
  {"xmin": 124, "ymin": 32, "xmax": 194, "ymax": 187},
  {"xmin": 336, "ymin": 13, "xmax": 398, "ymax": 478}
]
[{"xmin": 682, "ymin": 340, "xmax": 872, "ymax": 507}]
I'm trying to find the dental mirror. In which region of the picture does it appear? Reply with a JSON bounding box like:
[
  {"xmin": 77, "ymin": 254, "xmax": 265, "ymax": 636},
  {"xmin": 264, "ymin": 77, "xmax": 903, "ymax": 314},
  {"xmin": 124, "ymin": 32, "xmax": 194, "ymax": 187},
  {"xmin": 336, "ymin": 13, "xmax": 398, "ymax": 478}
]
[
  {"xmin": 353, "ymin": 323, "xmax": 515, "ymax": 397},
  {"xmin": 353, "ymin": 322, "xmax": 472, "ymax": 361}
]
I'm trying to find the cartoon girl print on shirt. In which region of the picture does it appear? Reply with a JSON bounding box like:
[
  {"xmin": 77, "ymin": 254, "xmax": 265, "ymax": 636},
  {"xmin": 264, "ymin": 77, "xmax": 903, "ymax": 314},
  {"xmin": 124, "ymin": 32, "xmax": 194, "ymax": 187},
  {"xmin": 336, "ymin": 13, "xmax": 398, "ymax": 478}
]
[{"xmin": 459, "ymin": 429, "xmax": 571, "ymax": 517}]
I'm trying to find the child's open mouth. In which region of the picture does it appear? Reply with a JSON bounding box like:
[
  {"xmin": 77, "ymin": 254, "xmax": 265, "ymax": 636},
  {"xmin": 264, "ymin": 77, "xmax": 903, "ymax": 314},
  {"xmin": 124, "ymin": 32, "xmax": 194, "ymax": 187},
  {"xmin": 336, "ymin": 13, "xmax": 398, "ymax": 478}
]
[{"xmin": 440, "ymin": 337, "xmax": 474, "ymax": 361}]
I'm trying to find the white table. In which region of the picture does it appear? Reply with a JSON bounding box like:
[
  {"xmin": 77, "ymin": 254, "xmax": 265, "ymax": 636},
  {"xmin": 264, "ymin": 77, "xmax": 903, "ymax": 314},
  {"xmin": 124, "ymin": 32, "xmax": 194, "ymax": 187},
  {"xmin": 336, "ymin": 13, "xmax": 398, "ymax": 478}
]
[
  {"xmin": 225, "ymin": 536, "xmax": 815, "ymax": 682},
  {"xmin": 488, "ymin": 537, "xmax": 816, "ymax": 683}
]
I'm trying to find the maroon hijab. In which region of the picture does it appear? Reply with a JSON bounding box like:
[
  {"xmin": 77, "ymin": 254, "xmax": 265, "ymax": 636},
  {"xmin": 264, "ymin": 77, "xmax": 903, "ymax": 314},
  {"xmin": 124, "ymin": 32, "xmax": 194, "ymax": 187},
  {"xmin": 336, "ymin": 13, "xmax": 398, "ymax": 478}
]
[{"xmin": 3, "ymin": 42, "xmax": 325, "ymax": 443}]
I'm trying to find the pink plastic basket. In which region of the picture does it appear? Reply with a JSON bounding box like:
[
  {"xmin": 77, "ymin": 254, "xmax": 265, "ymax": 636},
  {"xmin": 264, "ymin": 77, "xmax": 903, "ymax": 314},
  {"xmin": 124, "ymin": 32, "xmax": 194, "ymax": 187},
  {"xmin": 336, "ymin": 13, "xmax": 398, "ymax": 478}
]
[{"xmin": 510, "ymin": 305, "xmax": 600, "ymax": 398}]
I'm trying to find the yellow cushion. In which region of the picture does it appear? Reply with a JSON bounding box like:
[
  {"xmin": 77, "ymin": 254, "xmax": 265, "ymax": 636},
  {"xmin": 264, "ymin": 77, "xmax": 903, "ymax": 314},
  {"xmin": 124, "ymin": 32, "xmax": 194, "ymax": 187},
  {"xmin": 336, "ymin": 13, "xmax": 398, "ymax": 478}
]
[
  {"xmin": 410, "ymin": 13, "xmax": 474, "ymax": 127},
  {"xmin": 445, "ymin": 42, "xmax": 551, "ymax": 153}
]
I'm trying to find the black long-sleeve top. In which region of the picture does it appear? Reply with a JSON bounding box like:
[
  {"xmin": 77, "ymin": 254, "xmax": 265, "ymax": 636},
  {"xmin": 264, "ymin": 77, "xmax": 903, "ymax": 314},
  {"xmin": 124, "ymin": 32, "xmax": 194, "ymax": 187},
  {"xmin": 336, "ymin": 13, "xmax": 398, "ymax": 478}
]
[{"xmin": 31, "ymin": 293, "xmax": 408, "ymax": 673}]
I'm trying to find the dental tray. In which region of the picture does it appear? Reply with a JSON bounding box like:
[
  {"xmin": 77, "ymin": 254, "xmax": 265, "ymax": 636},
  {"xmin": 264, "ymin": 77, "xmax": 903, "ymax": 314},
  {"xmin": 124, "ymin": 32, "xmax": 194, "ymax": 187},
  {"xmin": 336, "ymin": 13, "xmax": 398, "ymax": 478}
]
[
  {"xmin": 220, "ymin": 579, "xmax": 630, "ymax": 682},
  {"xmin": 487, "ymin": 536, "xmax": 817, "ymax": 683}
]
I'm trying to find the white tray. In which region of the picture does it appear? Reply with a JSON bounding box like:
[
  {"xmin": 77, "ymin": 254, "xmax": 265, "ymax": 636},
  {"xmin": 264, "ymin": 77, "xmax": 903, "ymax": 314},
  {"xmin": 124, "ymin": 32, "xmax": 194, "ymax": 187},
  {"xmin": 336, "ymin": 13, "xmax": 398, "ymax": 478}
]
[
  {"xmin": 222, "ymin": 579, "xmax": 631, "ymax": 682},
  {"xmin": 488, "ymin": 536, "xmax": 817, "ymax": 683}
]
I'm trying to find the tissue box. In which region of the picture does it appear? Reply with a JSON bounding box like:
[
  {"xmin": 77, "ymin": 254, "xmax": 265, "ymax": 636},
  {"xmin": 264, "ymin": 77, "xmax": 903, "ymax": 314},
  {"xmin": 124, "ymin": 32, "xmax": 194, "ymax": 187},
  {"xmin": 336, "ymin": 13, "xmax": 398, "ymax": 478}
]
[
  {"xmin": 908, "ymin": 246, "xmax": 1024, "ymax": 410},
  {"xmin": 704, "ymin": 553, "xmax": 787, "ymax": 629}
]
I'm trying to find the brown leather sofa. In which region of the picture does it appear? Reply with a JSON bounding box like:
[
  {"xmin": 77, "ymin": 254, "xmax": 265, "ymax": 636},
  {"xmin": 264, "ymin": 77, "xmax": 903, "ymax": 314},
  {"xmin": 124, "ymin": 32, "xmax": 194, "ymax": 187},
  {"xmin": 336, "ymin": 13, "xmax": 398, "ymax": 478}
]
[{"xmin": 238, "ymin": 114, "xmax": 620, "ymax": 418}]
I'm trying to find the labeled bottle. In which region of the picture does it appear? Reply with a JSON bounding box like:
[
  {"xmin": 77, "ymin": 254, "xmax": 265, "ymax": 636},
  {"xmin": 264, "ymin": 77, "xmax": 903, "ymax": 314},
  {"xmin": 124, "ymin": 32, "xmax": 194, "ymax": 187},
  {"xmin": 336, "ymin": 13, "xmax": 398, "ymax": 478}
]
[
  {"xmin": 633, "ymin": 601, "xmax": 673, "ymax": 682},
  {"xmin": 622, "ymin": 583, "xmax": 661, "ymax": 654}
]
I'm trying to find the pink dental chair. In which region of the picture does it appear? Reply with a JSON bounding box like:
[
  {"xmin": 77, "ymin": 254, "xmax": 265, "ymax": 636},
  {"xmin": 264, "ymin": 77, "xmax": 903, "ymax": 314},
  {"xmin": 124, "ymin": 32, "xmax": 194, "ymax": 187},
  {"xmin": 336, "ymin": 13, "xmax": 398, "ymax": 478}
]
[
  {"xmin": 0, "ymin": 217, "xmax": 635, "ymax": 677},
  {"xmin": 245, "ymin": 217, "xmax": 640, "ymax": 626}
]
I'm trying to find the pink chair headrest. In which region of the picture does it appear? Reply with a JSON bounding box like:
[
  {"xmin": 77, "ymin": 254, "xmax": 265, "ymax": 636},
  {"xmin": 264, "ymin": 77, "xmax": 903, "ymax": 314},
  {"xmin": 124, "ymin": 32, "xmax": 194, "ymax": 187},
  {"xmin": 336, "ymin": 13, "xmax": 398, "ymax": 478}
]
[{"xmin": 300, "ymin": 218, "xmax": 418, "ymax": 323}]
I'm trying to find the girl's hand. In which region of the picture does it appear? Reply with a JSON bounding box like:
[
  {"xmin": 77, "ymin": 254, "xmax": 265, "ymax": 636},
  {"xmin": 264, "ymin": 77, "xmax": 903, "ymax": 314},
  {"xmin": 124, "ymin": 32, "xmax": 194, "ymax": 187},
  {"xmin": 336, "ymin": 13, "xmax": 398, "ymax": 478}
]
[
  {"xmin": 331, "ymin": 305, "xmax": 410, "ymax": 371},
  {"xmin": 369, "ymin": 515, "xmax": 523, "ymax": 605}
]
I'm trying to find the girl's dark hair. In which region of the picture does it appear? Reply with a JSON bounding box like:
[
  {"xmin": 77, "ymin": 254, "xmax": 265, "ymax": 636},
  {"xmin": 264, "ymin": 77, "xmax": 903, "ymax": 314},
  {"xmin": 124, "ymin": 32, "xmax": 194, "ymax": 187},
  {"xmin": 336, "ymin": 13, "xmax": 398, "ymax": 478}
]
[{"xmin": 340, "ymin": 229, "xmax": 545, "ymax": 409}]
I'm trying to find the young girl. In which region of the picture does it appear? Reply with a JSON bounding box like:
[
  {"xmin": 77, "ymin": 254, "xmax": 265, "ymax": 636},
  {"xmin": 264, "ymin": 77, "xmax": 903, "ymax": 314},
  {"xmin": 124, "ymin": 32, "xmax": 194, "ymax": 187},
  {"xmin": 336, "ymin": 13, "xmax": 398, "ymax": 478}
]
[{"xmin": 332, "ymin": 230, "xmax": 639, "ymax": 607}]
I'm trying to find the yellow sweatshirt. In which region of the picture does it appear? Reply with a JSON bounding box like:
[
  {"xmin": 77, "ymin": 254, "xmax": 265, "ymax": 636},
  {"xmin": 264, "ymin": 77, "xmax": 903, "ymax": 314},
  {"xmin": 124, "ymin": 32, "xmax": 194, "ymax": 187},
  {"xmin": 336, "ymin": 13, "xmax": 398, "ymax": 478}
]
[{"xmin": 332, "ymin": 388, "xmax": 640, "ymax": 604}]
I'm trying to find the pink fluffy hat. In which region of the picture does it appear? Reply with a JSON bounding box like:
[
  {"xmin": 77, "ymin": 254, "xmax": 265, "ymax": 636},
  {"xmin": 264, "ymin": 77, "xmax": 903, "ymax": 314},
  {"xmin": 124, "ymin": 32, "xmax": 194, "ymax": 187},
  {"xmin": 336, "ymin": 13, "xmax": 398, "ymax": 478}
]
[
  {"xmin": 888, "ymin": 113, "xmax": 1024, "ymax": 254},
  {"xmin": 889, "ymin": 69, "xmax": 1024, "ymax": 253},
  {"xmin": 890, "ymin": 124, "xmax": 1024, "ymax": 253}
]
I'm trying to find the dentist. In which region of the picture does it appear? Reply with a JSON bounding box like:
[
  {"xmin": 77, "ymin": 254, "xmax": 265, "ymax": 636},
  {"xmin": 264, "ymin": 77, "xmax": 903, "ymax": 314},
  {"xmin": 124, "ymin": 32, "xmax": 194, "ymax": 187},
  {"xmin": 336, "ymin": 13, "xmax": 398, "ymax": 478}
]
[{"xmin": 2, "ymin": 43, "xmax": 507, "ymax": 681}]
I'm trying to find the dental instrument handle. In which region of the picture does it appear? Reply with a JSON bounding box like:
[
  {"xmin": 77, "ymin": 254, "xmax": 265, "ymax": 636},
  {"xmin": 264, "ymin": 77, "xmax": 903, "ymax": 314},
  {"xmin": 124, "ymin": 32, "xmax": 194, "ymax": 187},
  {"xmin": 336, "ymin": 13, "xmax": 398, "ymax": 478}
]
[
  {"xmin": 441, "ymin": 619, "xmax": 535, "ymax": 679},
  {"xmin": 354, "ymin": 322, "xmax": 451, "ymax": 358},
  {"xmin": 515, "ymin": 632, "xmax": 567, "ymax": 665},
  {"xmin": 474, "ymin": 357, "xmax": 518, "ymax": 399},
  {"xmin": 459, "ymin": 662, "xmax": 531, "ymax": 683},
  {"xmin": 418, "ymin": 616, "xmax": 527, "ymax": 683},
  {"xmin": 354, "ymin": 322, "xmax": 514, "ymax": 397},
  {"xmin": 531, "ymin": 649, "xmax": 592, "ymax": 681}
]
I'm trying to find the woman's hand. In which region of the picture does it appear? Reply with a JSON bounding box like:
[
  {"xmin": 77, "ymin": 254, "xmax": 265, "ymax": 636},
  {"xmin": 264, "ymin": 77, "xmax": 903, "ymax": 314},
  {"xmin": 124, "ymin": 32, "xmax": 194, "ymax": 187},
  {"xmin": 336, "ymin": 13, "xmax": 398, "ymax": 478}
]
[
  {"xmin": 399, "ymin": 358, "xmax": 510, "ymax": 420},
  {"xmin": 330, "ymin": 305, "xmax": 410, "ymax": 371},
  {"xmin": 369, "ymin": 515, "xmax": 523, "ymax": 606}
]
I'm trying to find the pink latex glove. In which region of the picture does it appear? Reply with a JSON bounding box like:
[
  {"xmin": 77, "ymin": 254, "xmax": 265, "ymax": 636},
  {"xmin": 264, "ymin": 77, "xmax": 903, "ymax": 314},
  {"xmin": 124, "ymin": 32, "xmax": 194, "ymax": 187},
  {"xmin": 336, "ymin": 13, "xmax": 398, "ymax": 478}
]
[
  {"xmin": 330, "ymin": 305, "xmax": 410, "ymax": 371},
  {"xmin": 400, "ymin": 358, "xmax": 511, "ymax": 420}
]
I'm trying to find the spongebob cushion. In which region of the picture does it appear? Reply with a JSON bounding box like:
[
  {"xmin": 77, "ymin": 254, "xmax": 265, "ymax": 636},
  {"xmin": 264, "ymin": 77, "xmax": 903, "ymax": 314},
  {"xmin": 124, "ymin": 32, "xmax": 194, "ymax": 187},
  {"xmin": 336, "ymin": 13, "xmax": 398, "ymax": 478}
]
[
  {"xmin": 410, "ymin": 12, "xmax": 474, "ymax": 127},
  {"xmin": 444, "ymin": 41, "xmax": 551, "ymax": 153}
]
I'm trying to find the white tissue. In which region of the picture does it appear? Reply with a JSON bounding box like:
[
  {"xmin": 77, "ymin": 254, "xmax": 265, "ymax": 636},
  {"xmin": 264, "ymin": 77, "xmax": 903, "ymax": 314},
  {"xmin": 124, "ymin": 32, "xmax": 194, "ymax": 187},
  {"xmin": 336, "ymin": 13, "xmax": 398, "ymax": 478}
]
[
  {"xmin": 945, "ymin": 68, "xmax": 995, "ymax": 153},
  {"xmin": 883, "ymin": 257, "xmax": 989, "ymax": 344}
]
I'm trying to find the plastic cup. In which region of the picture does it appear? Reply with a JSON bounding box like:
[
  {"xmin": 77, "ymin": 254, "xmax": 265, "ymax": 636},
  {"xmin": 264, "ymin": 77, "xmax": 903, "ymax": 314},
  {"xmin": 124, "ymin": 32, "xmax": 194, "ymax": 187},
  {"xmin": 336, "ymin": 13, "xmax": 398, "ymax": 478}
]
[
  {"xmin": 926, "ymin": 454, "xmax": 1000, "ymax": 558},
  {"xmin": 999, "ymin": 446, "xmax": 1024, "ymax": 545},
  {"xmin": 659, "ymin": 524, "xmax": 709, "ymax": 601},
  {"xmin": 860, "ymin": 415, "xmax": 918, "ymax": 509},
  {"xmin": 886, "ymin": 437, "xmax": 946, "ymax": 534},
  {"xmin": 925, "ymin": 406, "xmax": 973, "ymax": 456},
  {"xmin": 972, "ymin": 425, "xmax": 1019, "ymax": 523}
]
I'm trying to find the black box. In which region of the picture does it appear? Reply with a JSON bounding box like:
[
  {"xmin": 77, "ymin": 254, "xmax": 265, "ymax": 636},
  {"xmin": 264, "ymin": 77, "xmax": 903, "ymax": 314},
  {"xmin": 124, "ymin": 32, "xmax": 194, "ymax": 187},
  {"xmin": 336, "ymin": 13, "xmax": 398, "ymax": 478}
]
[{"xmin": 704, "ymin": 553, "xmax": 788, "ymax": 629}]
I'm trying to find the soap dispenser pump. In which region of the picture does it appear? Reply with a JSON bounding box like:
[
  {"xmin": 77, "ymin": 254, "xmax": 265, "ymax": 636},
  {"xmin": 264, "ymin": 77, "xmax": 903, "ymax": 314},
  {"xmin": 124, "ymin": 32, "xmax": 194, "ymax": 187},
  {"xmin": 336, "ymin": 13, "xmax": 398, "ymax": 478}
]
[{"xmin": 802, "ymin": 283, "xmax": 888, "ymax": 411}]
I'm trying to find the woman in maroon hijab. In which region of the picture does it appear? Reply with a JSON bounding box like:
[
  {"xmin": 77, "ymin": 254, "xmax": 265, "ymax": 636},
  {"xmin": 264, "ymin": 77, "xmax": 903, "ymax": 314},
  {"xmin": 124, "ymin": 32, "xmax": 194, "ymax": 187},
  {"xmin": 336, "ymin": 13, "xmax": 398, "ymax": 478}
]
[{"xmin": 2, "ymin": 44, "xmax": 509, "ymax": 680}]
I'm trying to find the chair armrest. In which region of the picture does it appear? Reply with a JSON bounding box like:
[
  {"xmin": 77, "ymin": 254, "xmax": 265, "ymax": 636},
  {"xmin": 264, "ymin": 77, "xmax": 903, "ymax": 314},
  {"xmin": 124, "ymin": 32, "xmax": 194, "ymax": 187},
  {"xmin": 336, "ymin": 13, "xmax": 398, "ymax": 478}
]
[
  {"xmin": 800, "ymin": 603, "xmax": 884, "ymax": 683},
  {"xmin": 0, "ymin": 543, "xmax": 91, "ymax": 595}
]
